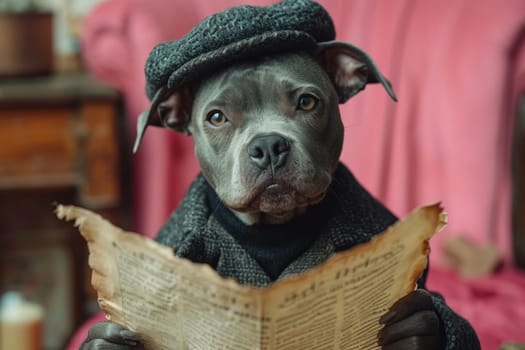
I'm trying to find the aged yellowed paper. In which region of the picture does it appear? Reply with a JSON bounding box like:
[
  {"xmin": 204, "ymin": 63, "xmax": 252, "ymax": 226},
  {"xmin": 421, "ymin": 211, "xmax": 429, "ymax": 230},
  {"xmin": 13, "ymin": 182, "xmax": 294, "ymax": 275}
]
[{"xmin": 56, "ymin": 203, "xmax": 446, "ymax": 350}]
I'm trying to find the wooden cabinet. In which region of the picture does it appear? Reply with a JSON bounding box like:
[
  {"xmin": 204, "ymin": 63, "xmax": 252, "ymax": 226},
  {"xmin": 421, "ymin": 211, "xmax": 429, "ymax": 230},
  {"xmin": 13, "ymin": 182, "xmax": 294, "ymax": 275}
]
[{"xmin": 0, "ymin": 73, "xmax": 128, "ymax": 350}]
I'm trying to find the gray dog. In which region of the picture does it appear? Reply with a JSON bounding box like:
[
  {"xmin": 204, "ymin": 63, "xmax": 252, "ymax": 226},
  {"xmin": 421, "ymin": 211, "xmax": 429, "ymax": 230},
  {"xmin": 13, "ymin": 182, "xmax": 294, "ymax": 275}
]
[{"xmin": 80, "ymin": 1, "xmax": 480, "ymax": 349}]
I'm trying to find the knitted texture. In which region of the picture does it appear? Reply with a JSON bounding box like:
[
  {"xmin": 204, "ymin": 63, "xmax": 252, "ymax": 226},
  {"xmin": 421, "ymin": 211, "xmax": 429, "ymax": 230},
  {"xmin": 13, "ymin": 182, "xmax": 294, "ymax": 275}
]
[
  {"xmin": 432, "ymin": 294, "xmax": 482, "ymax": 349},
  {"xmin": 155, "ymin": 163, "xmax": 480, "ymax": 349},
  {"xmin": 144, "ymin": 0, "xmax": 335, "ymax": 99}
]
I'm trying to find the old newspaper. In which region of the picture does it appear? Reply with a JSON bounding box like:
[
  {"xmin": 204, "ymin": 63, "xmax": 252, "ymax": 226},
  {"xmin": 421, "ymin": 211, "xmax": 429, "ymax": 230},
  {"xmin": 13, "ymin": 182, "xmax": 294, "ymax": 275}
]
[{"xmin": 56, "ymin": 204, "xmax": 446, "ymax": 350}]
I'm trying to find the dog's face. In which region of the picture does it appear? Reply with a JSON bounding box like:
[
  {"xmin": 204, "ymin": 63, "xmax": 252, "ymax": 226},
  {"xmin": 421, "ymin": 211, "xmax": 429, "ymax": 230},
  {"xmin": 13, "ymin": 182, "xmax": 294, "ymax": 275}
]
[
  {"xmin": 135, "ymin": 42, "xmax": 396, "ymax": 224},
  {"xmin": 190, "ymin": 53, "xmax": 344, "ymax": 223}
]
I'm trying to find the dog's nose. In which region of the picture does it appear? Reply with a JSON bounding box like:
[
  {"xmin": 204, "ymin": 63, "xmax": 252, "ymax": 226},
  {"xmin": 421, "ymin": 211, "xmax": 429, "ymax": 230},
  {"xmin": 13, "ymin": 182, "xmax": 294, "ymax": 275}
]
[{"xmin": 247, "ymin": 135, "xmax": 290, "ymax": 171}]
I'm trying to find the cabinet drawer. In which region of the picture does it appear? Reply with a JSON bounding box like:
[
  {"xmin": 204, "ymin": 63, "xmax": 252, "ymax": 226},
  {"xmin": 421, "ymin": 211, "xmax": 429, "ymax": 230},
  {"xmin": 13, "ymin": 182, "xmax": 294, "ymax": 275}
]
[{"xmin": 0, "ymin": 107, "xmax": 78, "ymax": 188}]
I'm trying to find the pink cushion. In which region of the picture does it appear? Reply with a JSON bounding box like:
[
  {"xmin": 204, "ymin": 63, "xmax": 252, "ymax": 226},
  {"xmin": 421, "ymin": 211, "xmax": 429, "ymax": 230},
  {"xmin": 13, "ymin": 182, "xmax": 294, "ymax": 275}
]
[{"xmin": 427, "ymin": 266, "xmax": 525, "ymax": 348}]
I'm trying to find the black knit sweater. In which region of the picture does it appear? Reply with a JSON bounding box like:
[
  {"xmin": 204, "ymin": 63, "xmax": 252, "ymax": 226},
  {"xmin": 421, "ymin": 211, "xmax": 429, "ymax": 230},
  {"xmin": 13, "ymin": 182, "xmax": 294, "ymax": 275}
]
[{"xmin": 156, "ymin": 163, "xmax": 480, "ymax": 349}]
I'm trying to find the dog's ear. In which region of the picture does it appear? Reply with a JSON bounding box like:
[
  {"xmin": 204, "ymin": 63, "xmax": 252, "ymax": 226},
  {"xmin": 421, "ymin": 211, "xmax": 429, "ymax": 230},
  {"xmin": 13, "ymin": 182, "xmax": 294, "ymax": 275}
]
[
  {"xmin": 316, "ymin": 41, "xmax": 397, "ymax": 103},
  {"xmin": 133, "ymin": 87, "xmax": 193, "ymax": 153}
]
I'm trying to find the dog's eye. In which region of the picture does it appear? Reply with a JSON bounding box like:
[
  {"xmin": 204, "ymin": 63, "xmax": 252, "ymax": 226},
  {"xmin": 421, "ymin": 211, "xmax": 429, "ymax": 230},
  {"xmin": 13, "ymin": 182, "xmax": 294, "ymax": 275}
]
[
  {"xmin": 297, "ymin": 94, "xmax": 318, "ymax": 111},
  {"xmin": 206, "ymin": 110, "xmax": 228, "ymax": 126}
]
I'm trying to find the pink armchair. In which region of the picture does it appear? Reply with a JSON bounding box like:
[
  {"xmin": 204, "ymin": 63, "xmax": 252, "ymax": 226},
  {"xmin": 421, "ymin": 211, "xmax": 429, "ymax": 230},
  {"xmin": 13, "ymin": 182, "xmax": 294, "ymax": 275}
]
[{"xmin": 68, "ymin": 1, "xmax": 525, "ymax": 349}]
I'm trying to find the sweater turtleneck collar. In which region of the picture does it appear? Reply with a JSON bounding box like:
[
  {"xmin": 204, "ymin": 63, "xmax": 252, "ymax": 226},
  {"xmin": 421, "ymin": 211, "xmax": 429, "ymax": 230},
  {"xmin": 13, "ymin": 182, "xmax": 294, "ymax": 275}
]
[{"xmin": 205, "ymin": 181, "xmax": 336, "ymax": 280}]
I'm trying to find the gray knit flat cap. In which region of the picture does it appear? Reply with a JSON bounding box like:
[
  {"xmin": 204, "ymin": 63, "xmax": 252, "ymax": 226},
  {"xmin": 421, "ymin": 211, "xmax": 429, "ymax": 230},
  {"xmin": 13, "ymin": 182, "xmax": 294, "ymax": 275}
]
[{"xmin": 144, "ymin": 0, "xmax": 335, "ymax": 100}]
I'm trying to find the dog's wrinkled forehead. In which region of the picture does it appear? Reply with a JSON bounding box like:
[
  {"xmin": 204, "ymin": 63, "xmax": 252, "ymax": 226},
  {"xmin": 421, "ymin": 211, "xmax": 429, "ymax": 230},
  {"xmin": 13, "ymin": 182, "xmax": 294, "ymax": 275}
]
[{"xmin": 191, "ymin": 52, "xmax": 335, "ymax": 118}]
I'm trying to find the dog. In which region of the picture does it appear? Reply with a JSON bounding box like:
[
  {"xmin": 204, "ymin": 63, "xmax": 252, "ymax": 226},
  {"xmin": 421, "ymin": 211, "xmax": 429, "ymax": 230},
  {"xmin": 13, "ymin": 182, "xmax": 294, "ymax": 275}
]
[{"xmin": 80, "ymin": 1, "xmax": 479, "ymax": 349}]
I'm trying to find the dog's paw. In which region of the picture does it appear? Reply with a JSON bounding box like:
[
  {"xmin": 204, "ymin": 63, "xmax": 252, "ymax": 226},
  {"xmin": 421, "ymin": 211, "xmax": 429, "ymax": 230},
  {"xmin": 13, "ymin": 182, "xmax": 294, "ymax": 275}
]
[
  {"xmin": 378, "ymin": 290, "xmax": 445, "ymax": 350},
  {"xmin": 80, "ymin": 321, "xmax": 144, "ymax": 350}
]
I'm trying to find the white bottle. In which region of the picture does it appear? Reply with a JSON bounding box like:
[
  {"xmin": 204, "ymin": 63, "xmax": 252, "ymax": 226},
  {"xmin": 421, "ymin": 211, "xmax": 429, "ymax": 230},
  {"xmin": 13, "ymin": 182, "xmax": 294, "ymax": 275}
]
[{"xmin": 0, "ymin": 292, "xmax": 43, "ymax": 350}]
